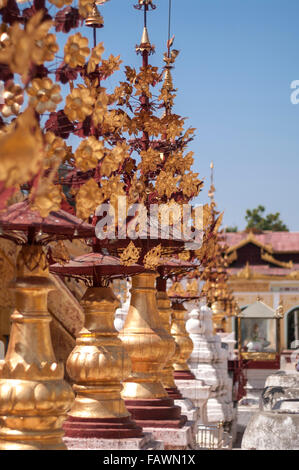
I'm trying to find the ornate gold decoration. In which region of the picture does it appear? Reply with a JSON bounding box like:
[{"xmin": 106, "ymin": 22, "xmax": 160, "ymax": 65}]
[
  {"xmin": 211, "ymin": 300, "xmax": 227, "ymax": 333},
  {"xmin": 119, "ymin": 241, "xmax": 141, "ymax": 266},
  {"xmin": 0, "ymin": 246, "xmax": 74, "ymax": 450},
  {"xmin": 30, "ymin": 182, "xmax": 63, "ymax": 219},
  {"xmin": 87, "ymin": 42, "xmax": 105, "ymax": 73},
  {"xmin": 226, "ymin": 231, "xmax": 273, "ymax": 255},
  {"xmin": 121, "ymin": 271, "xmax": 175, "ymax": 399},
  {"xmin": 0, "ymin": 107, "xmax": 43, "ymax": 188},
  {"xmin": 64, "ymin": 86, "xmax": 95, "ymax": 122},
  {"xmin": 261, "ymin": 251, "xmax": 293, "ymax": 269},
  {"xmin": 1, "ymin": 81, "xmax": 23, "ymax": 117},
  {"xmin": 167, "ymin": 281, "xmax": 186, "ymax": 297},
  {"xmin": 27, "ymin": 78, "xmax": 62, "ymax": 114},
  {"xmin": 48, "ymin": 0, "xmax": 72, "ymax": 7},
  {"xmin": 240, "ymin": 352, "xmax": 277, "ymax": 362},
  {"xmin": 186, "ymin": 279, "xmax": 199, "ymax": 296},
  {"xmin": 0, "ymin": 12, "xmax": 52, "ymax": 77},
  {"xmin": 226, "ymin": 249, "xmax": 237, "ymax": 265},
  {"xmin": 48, "ymin": 240, "xmax": 70, "ymax": 266},
  {"xmin": 143, "ymin": 244, "xmax": 162, "ymax": 270},
  {"xmin": 74, "ymin": 136, "xmax": 104, "ymax": 171},
  {"xmin": 75, "ymin": 178, "xmax": 103, "ymax": 221},
  {"xmin": 66, "ymin": 286, "xmax": 132, "ymax": 420},
  {"xmin": 44, "ymin": 132, "xmax": 67, "ymax": 169},
  {"xmin": 64, "ymin": 32, "xmax": 90, "ymax": 68}
]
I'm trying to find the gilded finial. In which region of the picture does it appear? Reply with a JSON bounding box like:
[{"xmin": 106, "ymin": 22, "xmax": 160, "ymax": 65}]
[
  {"xmin": 134, "ymin": 0, "xmax": 156, "ymax": 10},
  {"xmin": 208, "ymin": 161, "xmax": 216, "ymax": 204},
  {"xmin": 136, "ymin": 26, "xmax": 155, "ymax": 55}
]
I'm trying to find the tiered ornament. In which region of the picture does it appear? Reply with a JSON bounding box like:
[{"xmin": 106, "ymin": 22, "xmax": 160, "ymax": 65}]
[
  {"xmin": 156, "ymin": 259, "xmax": 197, "ymax": 398},
  {"xmin": 50, "ymin": 253, "xmax": 146, "ymax": 444},
  {"xmin": 167, "ymin": 281, "xmax": 200, "ymax": 381},
  {"xmin": 0, "ymin": 201, "xmax": 94, "ymax": 450},
  {"xmin": 199, "ymin": 163, "xmax": 239, "ymax": 332}
]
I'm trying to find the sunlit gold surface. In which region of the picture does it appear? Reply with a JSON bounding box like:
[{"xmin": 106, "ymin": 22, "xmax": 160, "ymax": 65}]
[
  {"xmin": 66, "ymin": 286, "xmax": 132, "ymax": 419},
  {"xmin": 156, "ymin": 291, "xmax": 178, "ymax": 389},
  {"xmin": 211, "ymin": 300, "xmax": 227, "ymax": 332},
  {"xmin": 0, "ymin": 246, "xmax": 74, "ymax": 450},
  {"xmin": 171, "ymin": 302, "xmax": 193, "ymax": 372},
  {"xmin": 120, "ymin": 271, "xmax": 174, "ymax": 399},
  {"xmin": 240, "ymin": 352, "xmax": 277, "ymax": 361}
]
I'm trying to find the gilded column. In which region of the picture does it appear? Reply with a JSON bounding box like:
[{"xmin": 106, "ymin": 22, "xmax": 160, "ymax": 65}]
[
  {"xmin": 63, "ymin": 285, "xmax": 143, "ymax": 439},
  {"xmin": 156, "ymin": 278, "xmax": 183, "ymax": 399},
  {"xmin": 0, "ymin": 246, "xmax": 74, "ymax": 450},
  {"xmin": 121, "ymin": 271, "xmax": 186, "ymax": 428},
  {"xmin": 171, "ymin": 300, "xmax": 195, "ymax": 380}
]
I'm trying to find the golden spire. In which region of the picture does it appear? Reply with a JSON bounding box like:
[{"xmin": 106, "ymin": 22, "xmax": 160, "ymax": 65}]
[
  {"xmin": 135, "ymin": 0, "xmax": 156, "ymax": 56},
  {"xmin": 208, "ymin": 161, "xmax": 216, "ymax": 208}
]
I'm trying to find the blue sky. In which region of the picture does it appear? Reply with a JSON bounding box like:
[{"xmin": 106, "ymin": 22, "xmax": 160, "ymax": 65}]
[{"xmin": 70, "ymin": 0, "xmax": 299, "ymax": 230}]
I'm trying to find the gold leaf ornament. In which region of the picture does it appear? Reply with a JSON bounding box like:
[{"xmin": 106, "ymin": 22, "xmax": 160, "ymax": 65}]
[
  {"xmin": 48, "ymin": 0, "xmax": 73, "ymax": 7},
  {"xmin": 0, "ymin": 107, "xmax": 43, "ymax": 187},
  {"xmin": 75, "ymin": 136, "xmax": 105, "ymax": 171},
  {"xmin": 101, "ymin": 141, "xmax": 130, "ymax": 177},
  {"xmin": 1, "ymin": 81, "xmax": 23, "ymax": 117},
  {"xmin": 120, "ymin": 242, "xmax": 141, "ymax": 266},
  {"xmin": 0, "ymin": 12, "xmax": 53, "ymax": 77},
  {"xmin": 49, "ymin": 241, "xmax": 70, "ymax": 266},
  {"xmin": 64, "ymin": 32, "xmax": 90, "ymax": 68},
  {"xmin": 44, "ymin": 132, "xmax": 68, "ymax": 169},
  {"xmin": 76, "ymin": 179, "xmax": 103, "ymax": 220},
  {"xmin": 27, "ymin": 77, "xmax": 62, "ymax": 114},
  {"xmin": 64, "ymin": 86, "xmax": 95, "ymax": 122},
  {"xmin": 30, "ymin": 182, "xmax": 63, "ymax": 219},
  {"xmin": 87, "ymin": 42, "xmax": 105, "ymax": 74},
  {"xmin": 143, "ymin": 244, "xmax": 162, "ymax": 270}
]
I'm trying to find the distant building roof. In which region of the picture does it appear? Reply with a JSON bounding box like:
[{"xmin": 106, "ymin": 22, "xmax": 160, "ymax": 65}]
[{"xmin": 223, "ymin": 231, "xmax": 299, "ymax": 253}]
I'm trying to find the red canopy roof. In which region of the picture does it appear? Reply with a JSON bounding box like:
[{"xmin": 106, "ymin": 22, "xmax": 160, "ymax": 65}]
[
  {"xmin": 50, "ymin": 252, "xmax": 144, "ymax": 281},
  {"xmin": 0, "ymin": 200, "xmax": 94, "ymax": 243}
]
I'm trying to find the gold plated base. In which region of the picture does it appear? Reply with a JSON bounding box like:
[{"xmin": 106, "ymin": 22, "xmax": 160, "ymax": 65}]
[
  {"xmin": 156, "ymin": 290, "xmax": 178, "ymax": 389},
  {"xmin": 66, "ymin": 286, "xmax": 133, "ymax": 420},
  {"xmin": 120, "ymin": 271, "xmax": 175, "ymax": 400},
  {"xmin": 171, "ymin": 301, "xmax": 194, "ymax": 373},
  {"xmin": 0, "ymin": 269, "xmax": 74, "ymax": 450}
]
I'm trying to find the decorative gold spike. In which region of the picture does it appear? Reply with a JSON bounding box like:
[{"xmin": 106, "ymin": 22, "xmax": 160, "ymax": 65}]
[{"xmin": 136, "ymin": 27, "xmax": 155, "ymax": 55}]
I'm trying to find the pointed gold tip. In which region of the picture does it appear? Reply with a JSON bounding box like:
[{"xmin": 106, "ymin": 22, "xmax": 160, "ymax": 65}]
[{"xmin": 210, "ymin": 161, "xmax": 214, "ymax": 169}]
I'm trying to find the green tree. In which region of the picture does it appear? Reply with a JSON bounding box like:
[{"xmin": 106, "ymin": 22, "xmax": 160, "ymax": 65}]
[
  {"xmin": 245, "ymin": 205, "xmax": 289, "ymax": 232},
  {"xmin": 225, "ymin": 226, "xmax": 238, "ymax": 232}
]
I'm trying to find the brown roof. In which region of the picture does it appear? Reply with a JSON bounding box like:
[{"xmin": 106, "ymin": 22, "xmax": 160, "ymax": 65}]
[{"xmin": 223, "ymin": 232, "xmax": 299, "ymax": 253}]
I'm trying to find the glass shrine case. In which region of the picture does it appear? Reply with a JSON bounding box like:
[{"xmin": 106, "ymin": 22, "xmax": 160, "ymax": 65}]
[{"xmin": 237, "ymin": 300, "xmax": 284, "ymax": 361}]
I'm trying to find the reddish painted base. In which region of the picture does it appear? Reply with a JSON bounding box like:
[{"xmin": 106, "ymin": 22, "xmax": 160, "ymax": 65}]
[
  {"xmin": 174, "ymin": 370, "xmax": 195, "ymax": 380},
  {"xmin": 166, "ymin": 387, "xmax": 184, "ymax": 399},
  {"xmin": 124, "ymin": 397, "xmax": 187, "ymax": 429},
  {"xmin": 63, "ymin": 416, "xmax": 143, "ymax": 439}
]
